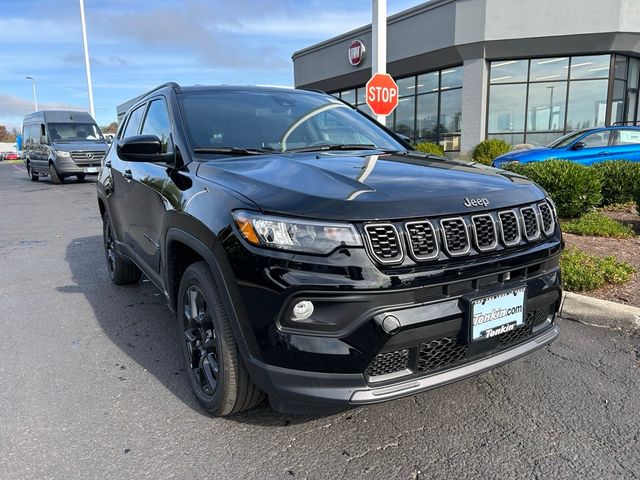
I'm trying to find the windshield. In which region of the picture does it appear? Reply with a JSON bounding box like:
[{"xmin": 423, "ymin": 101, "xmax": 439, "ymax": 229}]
[
  {"xmin": 547, "ymin": 130, "xmax": 586, "ymax": 148},
  {"xmin": 178, "ymin": 90, "xmax": 405, "ymax": 154},
  {"xmin": 48, "ymin": 123, "xmax": 105, "ymax": 143}
]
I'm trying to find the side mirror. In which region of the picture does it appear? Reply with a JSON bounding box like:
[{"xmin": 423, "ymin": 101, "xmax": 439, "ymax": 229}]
[
  {"xmin": 571, "ymin": 141, "xmax": 586, "ymax": 151},
  {"xmin": 117, "ymin": 135, "xmax": 164, "ymax": 162}
]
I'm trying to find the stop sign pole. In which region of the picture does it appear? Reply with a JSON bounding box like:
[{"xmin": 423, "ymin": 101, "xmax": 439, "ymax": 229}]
[{"xmin": 372, "ymin": 0, "xmax": 387, "ymax": 123}]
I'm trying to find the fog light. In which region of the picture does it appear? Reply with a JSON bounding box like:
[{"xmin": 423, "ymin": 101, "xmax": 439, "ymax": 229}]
[{"xmin": 292, "ymin": 301, "xmax": 314, "ymax": 321}]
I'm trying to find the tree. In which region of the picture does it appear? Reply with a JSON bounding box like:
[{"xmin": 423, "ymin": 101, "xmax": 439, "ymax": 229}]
[
  {"xmin": 101, "ymin": 122, "xmax": 118, "ymax": 134},
  {"xmin": 0, "ymin": 125, "xmax": 18, "ymax": 143}
]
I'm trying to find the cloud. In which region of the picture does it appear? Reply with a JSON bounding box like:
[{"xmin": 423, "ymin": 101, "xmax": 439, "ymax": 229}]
[{"xmin": 0, "ymin": 94, "xmax": 84, "ymax": 127}]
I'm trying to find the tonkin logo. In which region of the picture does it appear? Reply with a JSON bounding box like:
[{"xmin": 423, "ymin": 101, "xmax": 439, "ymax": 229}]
[{"xmin": 463, "ymin": 197, "xmax": 489, "ymax": 208}]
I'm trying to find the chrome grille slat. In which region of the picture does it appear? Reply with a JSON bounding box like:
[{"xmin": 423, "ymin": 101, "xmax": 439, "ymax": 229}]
[
  {"xmin": 520, "ymin": 206, "xmax": 541, "ymax": 241},
  {"xmin": 71, "ymin": 151, "xmax": 105, "ymax": 164},
  {"xmin": 364, "ymin": 223, "xmax": 404, "ymax": 264},
  {"xmin": 405, "ymin": 221, "xmax": 439, "ymax": 260},
  {"xmin": 471, "ymin": 214, "xmax": 497, "ymax": 252},
  {"xmin": 440, "ymin": 217, "xmax": 470, "ymax": 256},
  {"xmin": 498, "ymin": 210, "xmax": 522, "ymax": 247},
  {"xmin": 538, "ymin": 202, "xmax": 555, "ymax": 236}
]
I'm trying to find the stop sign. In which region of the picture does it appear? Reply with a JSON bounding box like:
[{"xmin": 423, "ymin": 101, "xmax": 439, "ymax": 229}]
[{"xmin": 365, "ymin": 73, "xmax": 399, "ymax": 116}]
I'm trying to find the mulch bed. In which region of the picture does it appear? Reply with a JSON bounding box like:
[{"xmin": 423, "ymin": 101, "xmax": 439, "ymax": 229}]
[{"xmin": 563, "ymin": 205, "xmax": 640, "ymax": 307}]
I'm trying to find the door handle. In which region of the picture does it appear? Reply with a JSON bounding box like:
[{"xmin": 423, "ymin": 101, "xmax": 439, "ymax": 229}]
[
  {"xmin": 123, "ymin": 169, "xmax": 133, "ymax": 180},
  {"xmin": 598, "ymin": 151, "xmax": 610, "ymax": 155}
]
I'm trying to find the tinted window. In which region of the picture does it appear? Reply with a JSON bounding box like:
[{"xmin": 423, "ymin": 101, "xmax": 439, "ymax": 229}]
[
  {"xmin": 141, "ymin": 99, "xmax": 172, "ymax": 153},
  {"xmin": 178, "ymin": 90, "xmax": 404, "ymax": 153},
  {"xmin": 123, "ymin": 105, "xmax": 145, "ymax": 138},
  {"xmin": 581, "ymin": 130, "xmax": 610, "ymax": 148}
]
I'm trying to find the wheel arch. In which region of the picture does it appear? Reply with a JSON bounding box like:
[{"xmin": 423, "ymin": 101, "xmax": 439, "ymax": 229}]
[{"xmin": 165, "ymin": 228, "xmax": 260, "ymax": 361}]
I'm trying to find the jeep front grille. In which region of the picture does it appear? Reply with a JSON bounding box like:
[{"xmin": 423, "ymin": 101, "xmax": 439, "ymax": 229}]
[
  {"xmin": 538, "ymin": 202, "xmax": 555, "ymax": 236},
  {"xmin": 405, "ymin": 221, "xmax": 439, "ymax": 260},
  {"xmin": 521, "ymin": 206, "xmax": 541, "ymax": 240},
  {"xmin": 440, "ymin": 218, "xmax": 470, "ymax": 256},
  {"xmin": 498, "ymin": 210, "xmax": 521, "ymax": 246},
  {"xmin": 471, "ymin": 214, "xmax": 497, "ymax": 251},
  {"xmin": 417, "ymin": 337, "xmax": 467, "ymax": 373},
  {"xmin": 364, "ymin": 224, "xmax": 403, "ymax": 264}
]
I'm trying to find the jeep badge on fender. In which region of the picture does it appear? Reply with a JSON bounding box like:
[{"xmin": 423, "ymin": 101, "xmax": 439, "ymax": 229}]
[{"xmin": 98, "ymin": 82, "xmax": 562, "ymax": 417}]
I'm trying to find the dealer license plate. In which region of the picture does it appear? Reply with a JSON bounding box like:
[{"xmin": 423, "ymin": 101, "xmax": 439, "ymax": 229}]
[
  {"xmin": 471, "ymin": 287, "xmax": 526, "ymax": 340},
  {"xmin": 84, "ymin": 167, "xmax": 98, "ymax": 173}
]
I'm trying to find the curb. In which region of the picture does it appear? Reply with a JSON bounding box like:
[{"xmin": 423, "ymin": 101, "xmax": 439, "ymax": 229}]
[{"xmin": 560, "ymin": 291, "xmax": 640, "ymax": 330}]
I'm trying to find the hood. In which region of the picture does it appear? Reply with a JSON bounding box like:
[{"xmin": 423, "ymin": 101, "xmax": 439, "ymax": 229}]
[
  {"xmin": 196, "ymin": 152, "xmax": 545, "ymax": 221},
  {"xmin": 52, "ymin": 141, "xmax": 108, "ymax": 152},
  {"xmin": 494, "ymin": 146, "xmax": 554, "ymax": 164}
]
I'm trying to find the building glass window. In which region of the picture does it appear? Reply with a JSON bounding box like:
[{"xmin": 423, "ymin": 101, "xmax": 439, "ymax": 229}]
[
  {"xmin": 485, "ymin": 54, "xmax": 637, "ymax": 147},
  {"xmin": 341, "ymin": 89, "xmax": 356, "ymax": 105},
  {"xmin": 395, "ymin": 97, "xmax": 415, "ymax": 138},
  {"xmin": 416, "ymin": 93, "xmax": 438, "ymax": 141},
  {"xmin": 417, "ymin": 71, "xmax": 439, "ymax": 94}
]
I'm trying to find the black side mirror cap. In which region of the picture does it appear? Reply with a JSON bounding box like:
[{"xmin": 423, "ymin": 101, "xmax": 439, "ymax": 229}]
[
  {"xmin": 117, "ymin": 135, "xmax": 165, "ymax": 162},
  {"xmin": 571, "ymin": 141, "xmax": 586, "ymax": 151}
]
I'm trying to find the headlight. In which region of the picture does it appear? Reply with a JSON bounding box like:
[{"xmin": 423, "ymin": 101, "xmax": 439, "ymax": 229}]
[
  {"xmin": 233, "ymin": 210, "xmax": 362, "ymax": 254},
  {"xmin": 57, "ymin": 151, "xmax": 71, "ymax": 158},
  {"xmin": 546, "ymin": 197, "xmax": 558, "ymax": 219}
]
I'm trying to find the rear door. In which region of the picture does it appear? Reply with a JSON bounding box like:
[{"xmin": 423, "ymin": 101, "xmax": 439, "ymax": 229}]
[
  {"xmin": 607, "ymin": 129, "xmax": 640, "ymax": 162},
  {"xmin": 108, "ymin": 103, "xmax": 147, "ymax": 252},
  {"xmin": 125, "ymin": 97, "xmax": 175, "ymax": 280}
]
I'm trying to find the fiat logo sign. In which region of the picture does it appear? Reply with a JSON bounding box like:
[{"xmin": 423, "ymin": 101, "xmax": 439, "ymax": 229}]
[{"xmin": 348, "ymin": 39, "xmax": 365, "ymax": 66}]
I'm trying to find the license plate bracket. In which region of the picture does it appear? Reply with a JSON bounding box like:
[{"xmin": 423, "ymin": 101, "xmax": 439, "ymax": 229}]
[{"xmin": 470, "ymin": 286, "xmax": 526, "ymax": 341}]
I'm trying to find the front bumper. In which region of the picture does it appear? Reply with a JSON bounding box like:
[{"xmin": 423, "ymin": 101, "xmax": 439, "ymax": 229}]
[{"xmin": 245, "ymin": 324, "xmax": 559, "ymax": 413}]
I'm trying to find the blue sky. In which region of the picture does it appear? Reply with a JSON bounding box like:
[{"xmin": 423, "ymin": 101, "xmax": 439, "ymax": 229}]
[{"xmin": 0, "ymin": 0, "xmax": 418, "ymax": 129}]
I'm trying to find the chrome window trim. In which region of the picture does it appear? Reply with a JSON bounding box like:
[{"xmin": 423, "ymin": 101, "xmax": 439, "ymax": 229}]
[
  {"xmin": 470, "ymin": 214, "xmax": 498, "ymax": 252},
  {"xmin": 439, "ymin": 217, "xmax": 471, "ymax": 257},
  {"xmin": 404, "ymin": 220, "xmax": 440, "ymax": 261},
  {"xmin": 364, "ymin": 223, "xmax": 405, "ymax": 265},
  {"xmin": 498, "ymin": 209, "xmax": 522, "ymax": 247}
]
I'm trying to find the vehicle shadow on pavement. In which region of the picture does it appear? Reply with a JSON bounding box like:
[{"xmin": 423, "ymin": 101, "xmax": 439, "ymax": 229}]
[{"xmin": 61, "ymin": 235, "xmax": 322, "ymax": 426}]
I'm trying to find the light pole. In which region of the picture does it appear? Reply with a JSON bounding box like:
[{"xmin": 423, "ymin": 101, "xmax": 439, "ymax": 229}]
[
  {"xmin": 25, "ymin": 76, "xmax": 38, "ymax": 111},
  {"xmin": 79, "ymin": 0, "xmax": 95, "ymax": 118},
  {"xmin": 372, "ymin": 0, "xmax": 387, "ymax": 124}
]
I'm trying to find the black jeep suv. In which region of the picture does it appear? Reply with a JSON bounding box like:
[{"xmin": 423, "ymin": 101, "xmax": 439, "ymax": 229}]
[{"xmin": 97, "ymin": 83, "xmax": 562, "ymax": 416}]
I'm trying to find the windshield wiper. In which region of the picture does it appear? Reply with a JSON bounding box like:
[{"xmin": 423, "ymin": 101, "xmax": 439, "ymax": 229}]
[
  {"xmin": 285, "ymin": 143, "xmax": 377, "ymax": 153},
  {"xmin": 193, "ymin": 146, "xmax": 271, "ymax": 156}
]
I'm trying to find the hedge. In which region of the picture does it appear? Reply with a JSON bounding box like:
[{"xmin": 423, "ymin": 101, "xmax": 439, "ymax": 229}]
[
  {"xmin": 414, "ymin": 142, "xmax": 445, "ymax": 156},
  {"xmin": 592, "ymin": 161, "xmax": 640, "ymax": 206},
  {"xmin": 504, "ymin": 160, "xmax": 602, "ymax": 218},
  {"xmin": 471, "ymin": 139, "xmax": 511, "ymax": 165}
]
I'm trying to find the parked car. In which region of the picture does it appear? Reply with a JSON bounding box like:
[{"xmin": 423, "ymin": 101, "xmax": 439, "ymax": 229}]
[
  {"xmin": 99, "ymin": 83, "xmax": 562, "ymax": 416},
  {"xmin": 492, "ymin": 126, "xmax": 640, "ymax": 168},
  {"xmin": 22, "ymin": 110, "xmax": 109, "ymax": 184},
  {"xmin": 4, "ymin": 152, "xmax": 19, "ymax": 161}
]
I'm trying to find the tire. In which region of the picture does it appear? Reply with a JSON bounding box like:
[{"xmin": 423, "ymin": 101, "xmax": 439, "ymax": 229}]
[
  {"xmin": 49, "ymin": 163, "xmax": 64, "ymax": 184},
  {"xmin": 76, "ymin": 173, "xmax": 86, "ymax": 182},
  {"xmin": 102, "ymin": 213, "xmax": 141, "ymax": 285},
  {"xmin": 178, "ymin": 261, "xmax": 263, "ymax": 416},
  {"xmin": 26, "ymin": 162, "xmax": 39, "ymax": 182}
]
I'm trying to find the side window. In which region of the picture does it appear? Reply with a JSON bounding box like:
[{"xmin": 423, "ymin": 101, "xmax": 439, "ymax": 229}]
[
  {"xmin": 614, "ymin": 129, "xmax": 640, "ymax": 145},
  {"xmin": 123, "ymin": 105, "xmax": 146, "ymax": 139},
  {"xmin": 580, "ymin": 131, "xmax": 610, "ymax": 148},
  {"xmin": 141, "ymin": 99, "xmax": 172, "ymax": 153}
]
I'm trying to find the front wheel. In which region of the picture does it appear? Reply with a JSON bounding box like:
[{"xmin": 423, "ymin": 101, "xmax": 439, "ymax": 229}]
[
  {"xmin": 102, "ymin": 213, "xmax": 141, "ymax": 285},
  {"xmin": 49, "ymin": 163, "xmax": 64, "ymax": 184},
  {"xmin": 76, "ymin": 173, "xmax": 86, "ymax": 182},
  {"xmin": 178, "ymin": 262, "xmax": 263, "ymax": 416},
  {"xmin": 26, "ymin": 162, "xmax": 39, "ymax": 182}
]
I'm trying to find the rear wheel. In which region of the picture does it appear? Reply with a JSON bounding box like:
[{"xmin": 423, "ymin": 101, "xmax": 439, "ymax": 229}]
[
  {"xmin": 49, "ymin": 163, "xmax": 64, "ymax": 184},
  {"xmin": 26, "ymin": 162, "xmax": 39, "ymax": 182},
  {"xmin": 102, "ymin": 213, "xmax": 141, "ymax": 285},
  {"xmin": 178, "ymin": 262, "xmax": 263, "ymax": 416}
]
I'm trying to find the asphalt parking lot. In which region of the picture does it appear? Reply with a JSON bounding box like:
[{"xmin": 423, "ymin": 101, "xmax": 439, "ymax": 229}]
[{"xmin": 1, "ymin": 161, "xmax": 639, "ymax": 480}]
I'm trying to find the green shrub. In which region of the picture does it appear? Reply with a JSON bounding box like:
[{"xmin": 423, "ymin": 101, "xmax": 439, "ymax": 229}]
[
  {"xmin": 560, "ymin": 247, "xmax": 634, "ymax": 292},
  {"xmin": 561, "ymin": 211, "xmax": 634, "ymax": 238},
  {"xmin": 471, "ymin": 139, "xmax": 511, "ymax": 165},
  {"xmin": 635, "ymin": 184, "xmax": 640, "ymax": 215},
  {"xmin": 592, "ymin": 161, "xmax": 640, "ymax": 206},
  {"xmin": 503, "ymin": 160, "xmax": 602, "ymax": 218},
  {"xmin": 414, "ymin": 142, "xmax": 445, "ymax": 156}
]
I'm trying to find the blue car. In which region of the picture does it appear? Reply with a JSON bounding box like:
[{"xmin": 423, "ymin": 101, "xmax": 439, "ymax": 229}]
[{"xmin": 492, "ymin": 126, "xmax": 640, "ymax": 168}]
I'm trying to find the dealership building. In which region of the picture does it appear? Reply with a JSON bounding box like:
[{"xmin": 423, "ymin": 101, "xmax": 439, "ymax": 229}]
[{"xmin": 292, "ymin": 0, "xmax": 640, "ymax": 153}]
